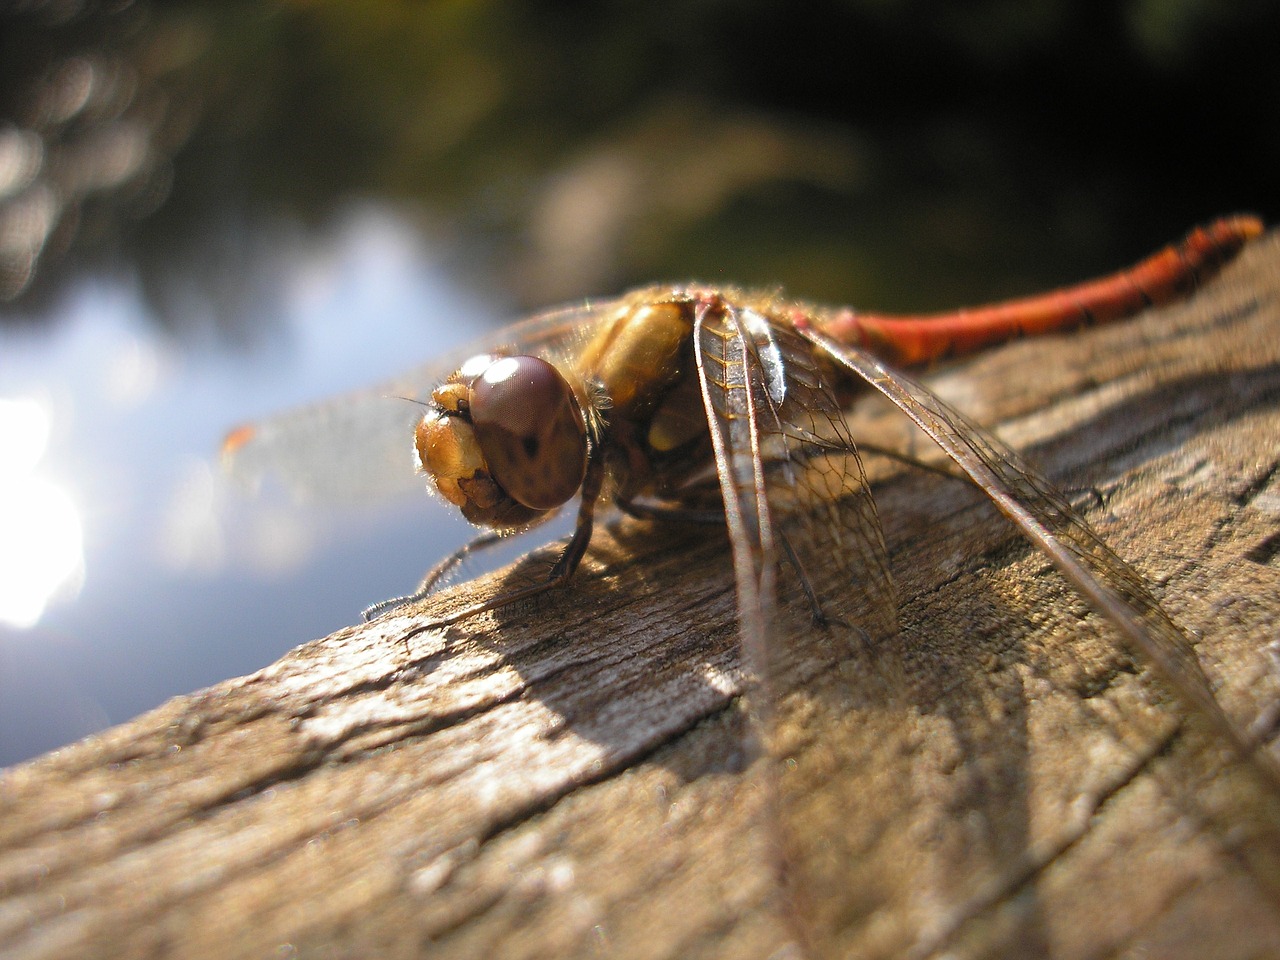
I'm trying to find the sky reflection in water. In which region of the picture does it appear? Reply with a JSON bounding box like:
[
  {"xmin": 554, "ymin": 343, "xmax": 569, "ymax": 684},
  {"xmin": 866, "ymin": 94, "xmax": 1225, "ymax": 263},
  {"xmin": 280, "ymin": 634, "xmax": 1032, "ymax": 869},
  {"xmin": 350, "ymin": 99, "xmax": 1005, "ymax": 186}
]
[
  {"xmin": 0, "ymin": 207, "xmax": 503, "ymax": 766},
  {"xmin": 0, "ymin": 397, "xmax": 84, "ymax": 628}
]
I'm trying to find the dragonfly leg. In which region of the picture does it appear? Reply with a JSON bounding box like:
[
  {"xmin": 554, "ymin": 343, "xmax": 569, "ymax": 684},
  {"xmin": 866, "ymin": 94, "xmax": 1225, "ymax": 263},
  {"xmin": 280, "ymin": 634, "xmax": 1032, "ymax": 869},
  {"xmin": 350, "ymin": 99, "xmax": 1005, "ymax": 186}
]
[
  {"xmin": 619, "ymin": 491, "xmax": 874, "ymax": 639},
  {"xmin": 363, "ymin": 529, "xmax": 511, "ymax": 621},
  {"xmin": 854, "ymin": 439, "xmax": 968, "ymax": 482},
  {"xmin": 616, "ymin": 495, "xmax": 724, "ymax": 525},
  {"xmin": 618, "ymin": 494, "xmax": 858, "ymax": 636},
  {"xmin": 859, "ymin": 439, "xmax": 1109, "ymax": 519},
  {"xmin": 775, "ymin": 529, "xmax": 856, "ymax": 632},
  {"xmin": 546, "ymin": 451, "xmax": 605, "ymax": 580},
  {"xmin": 396, "ymin": 453, "xmax": 608, "ymax": 650}
]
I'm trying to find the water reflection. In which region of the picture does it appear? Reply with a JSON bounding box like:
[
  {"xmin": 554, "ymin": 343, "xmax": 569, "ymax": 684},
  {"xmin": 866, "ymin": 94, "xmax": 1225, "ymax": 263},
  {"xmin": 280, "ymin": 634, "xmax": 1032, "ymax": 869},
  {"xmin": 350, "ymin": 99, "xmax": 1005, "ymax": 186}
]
[
  {"xmin": 0, "ymin": 398, "xmax": 84, "ymax": 627},
  {"xmin": 0, "ymin": 206, "xmax": 501, "ymax": 766},
  {"xmin": 1, "ymin": 5, "xmax": 199, "ymax": 304}
]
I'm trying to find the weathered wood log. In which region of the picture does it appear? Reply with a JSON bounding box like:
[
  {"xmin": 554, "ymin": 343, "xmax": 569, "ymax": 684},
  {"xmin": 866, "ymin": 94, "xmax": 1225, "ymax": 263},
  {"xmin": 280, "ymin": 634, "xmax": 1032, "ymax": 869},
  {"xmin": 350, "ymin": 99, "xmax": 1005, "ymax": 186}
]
[{"xmin": 3, "ymin": 232, "xmax": 1280, "ymax": 960}]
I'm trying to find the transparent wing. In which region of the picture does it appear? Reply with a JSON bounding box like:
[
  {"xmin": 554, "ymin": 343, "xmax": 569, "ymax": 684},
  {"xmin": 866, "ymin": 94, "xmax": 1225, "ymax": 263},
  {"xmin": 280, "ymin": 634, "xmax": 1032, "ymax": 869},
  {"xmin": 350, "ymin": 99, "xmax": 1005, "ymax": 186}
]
[
  {"xmin": 801, "ymin": 324, "xmax": 1280, "ymax": 908},
  {"xmin": 751, "ymin": 309, "xmax": 899, "ymax": 638},
  {"xmin": 692, "ymin": 300, "xmax": 777, "ymax": 685},
  {"xmin": 695, "ymin": 300, "xmax": 903, "ymax": 957},
  {"xmin": 221, "ymin": 297, "xmax": 627, "ymax": 503}
]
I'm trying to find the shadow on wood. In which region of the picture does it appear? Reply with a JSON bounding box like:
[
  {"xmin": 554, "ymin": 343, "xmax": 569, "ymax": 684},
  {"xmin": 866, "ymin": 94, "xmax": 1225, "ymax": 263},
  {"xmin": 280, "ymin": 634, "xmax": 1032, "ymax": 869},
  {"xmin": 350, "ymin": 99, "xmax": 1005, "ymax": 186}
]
[{"xmin": 3, "ymin": 235, "xmax": 1280, "ymax": 959}]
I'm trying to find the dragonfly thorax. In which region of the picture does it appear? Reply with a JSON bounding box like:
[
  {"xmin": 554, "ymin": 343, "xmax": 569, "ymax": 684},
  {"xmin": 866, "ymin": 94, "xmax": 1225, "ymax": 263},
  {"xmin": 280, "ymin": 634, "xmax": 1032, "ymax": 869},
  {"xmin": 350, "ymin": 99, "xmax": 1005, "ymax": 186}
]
[{"xmin": 416, "ymin": 353, "xmax": 588, "ymax": 530}]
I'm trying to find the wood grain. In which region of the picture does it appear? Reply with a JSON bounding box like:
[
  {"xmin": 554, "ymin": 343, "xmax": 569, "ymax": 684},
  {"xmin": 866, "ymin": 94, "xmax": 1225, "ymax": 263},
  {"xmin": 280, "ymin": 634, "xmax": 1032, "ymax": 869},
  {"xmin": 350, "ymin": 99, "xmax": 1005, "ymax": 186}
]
[{"xmin": 3, "ymin": 233, "xmax": 1280, "ymax": 960}]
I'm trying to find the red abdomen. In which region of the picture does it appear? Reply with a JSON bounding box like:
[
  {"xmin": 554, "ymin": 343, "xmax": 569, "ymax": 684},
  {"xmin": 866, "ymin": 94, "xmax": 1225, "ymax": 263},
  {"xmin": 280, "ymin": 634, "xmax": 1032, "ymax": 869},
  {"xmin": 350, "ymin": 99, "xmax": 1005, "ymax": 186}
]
[{"xmin": 821, "ymin": 215, "xmax": 1264, "ymax": 366}]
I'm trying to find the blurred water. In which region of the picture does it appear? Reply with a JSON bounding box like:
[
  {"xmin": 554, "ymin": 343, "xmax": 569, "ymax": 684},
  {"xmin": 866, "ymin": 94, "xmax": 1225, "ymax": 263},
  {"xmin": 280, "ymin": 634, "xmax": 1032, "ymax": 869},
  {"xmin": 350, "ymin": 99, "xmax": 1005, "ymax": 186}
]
[{"xmin": 0, "ymin": 206, "xmax": 510, "ymax": 766}]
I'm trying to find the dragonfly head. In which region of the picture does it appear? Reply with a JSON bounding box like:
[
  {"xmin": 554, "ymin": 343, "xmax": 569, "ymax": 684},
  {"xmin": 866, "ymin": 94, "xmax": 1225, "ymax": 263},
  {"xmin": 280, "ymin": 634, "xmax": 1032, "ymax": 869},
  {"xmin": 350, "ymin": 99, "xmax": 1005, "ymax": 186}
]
[{"xmin": 416, "ymin": 354, "xmax": 589, "ymax": 530}]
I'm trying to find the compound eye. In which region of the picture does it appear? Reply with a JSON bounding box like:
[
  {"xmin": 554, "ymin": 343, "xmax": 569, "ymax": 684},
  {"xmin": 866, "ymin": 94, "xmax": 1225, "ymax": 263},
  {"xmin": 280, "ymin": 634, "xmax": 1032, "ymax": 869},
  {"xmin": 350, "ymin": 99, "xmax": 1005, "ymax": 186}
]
[{"xmin": 468, "ymin": 356, "xmax": 588, "ymax": 510}]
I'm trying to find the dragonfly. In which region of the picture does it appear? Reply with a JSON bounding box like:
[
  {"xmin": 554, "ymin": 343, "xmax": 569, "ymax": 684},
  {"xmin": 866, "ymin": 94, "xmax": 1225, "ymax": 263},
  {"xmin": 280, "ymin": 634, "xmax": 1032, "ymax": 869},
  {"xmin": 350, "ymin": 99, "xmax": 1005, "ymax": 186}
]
[{"xmin": 225, "ymin": 215, "xmax": 1280, "ymax": 956}]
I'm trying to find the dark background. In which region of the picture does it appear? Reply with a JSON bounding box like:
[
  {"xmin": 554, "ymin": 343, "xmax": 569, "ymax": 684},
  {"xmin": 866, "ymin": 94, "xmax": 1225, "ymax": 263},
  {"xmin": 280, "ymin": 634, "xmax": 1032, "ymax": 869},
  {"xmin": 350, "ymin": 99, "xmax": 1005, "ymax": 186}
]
[
  {"xmin": 6, "ymin": 0, "xmax": 1276, "ymax": 324},
  {"xmin": 0, "ymin": 0, "xmax": 1275, "ymax": 766}
]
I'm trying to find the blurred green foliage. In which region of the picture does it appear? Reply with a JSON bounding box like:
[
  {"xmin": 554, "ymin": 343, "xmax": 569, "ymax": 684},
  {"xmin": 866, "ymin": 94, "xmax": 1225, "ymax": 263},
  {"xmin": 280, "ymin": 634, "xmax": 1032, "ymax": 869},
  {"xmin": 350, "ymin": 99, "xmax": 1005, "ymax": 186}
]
[{"xmin": 3, "ymin": 0, "xmax": 1277, "ymax": 329}]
